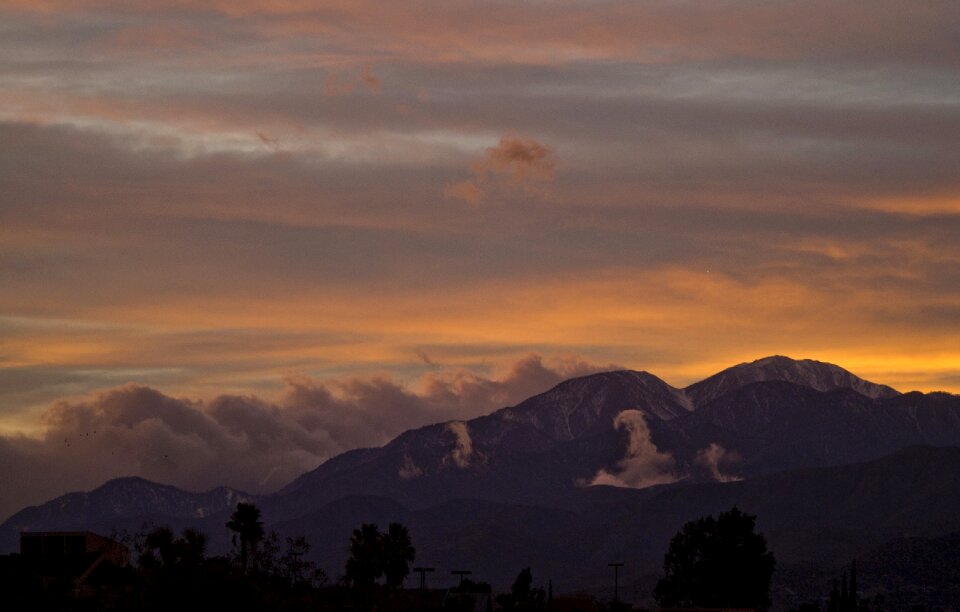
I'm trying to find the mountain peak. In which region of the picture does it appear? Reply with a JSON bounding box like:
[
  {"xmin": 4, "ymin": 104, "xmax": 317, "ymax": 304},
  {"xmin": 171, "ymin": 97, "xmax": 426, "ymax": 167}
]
[
  {"xmin": 494, "ymin": 369, "xmax": 691, "ymax": 441},
  {"xmin": 685, "ymin": 355, "xmax": 900, "ymax": 406}
]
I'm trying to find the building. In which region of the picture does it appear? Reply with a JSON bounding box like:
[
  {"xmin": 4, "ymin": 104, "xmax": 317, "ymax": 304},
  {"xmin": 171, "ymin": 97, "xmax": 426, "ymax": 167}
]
[{"xmin": 17, "ymin": 531, "xmax": 130, "ymax": 598}]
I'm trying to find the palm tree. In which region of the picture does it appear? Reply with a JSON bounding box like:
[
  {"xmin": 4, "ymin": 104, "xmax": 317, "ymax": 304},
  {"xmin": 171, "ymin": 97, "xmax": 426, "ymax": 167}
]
[
  {"xmin": 382, "ymin": 522, "xmax": 416, "ymax": 588},
  {"xmin": 345, "ymin": 523, "xmax": 384, "ymax": 588},
  {"xmin": 176, "ymin": 527, "xmax": 207, "ymax": 567},
  {"xmin": 226, "ymin": 502, "xmax": 264, "ymax": 573}
]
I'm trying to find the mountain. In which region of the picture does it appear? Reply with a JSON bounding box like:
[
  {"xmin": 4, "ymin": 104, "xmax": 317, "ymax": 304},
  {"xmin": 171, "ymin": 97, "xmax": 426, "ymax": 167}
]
[
  {"xmin": 52, "ymin": 445, "xmax": 958, "ymax": 601},
  {"xmin": 774, "ymin": 530, "xmax": 960, "ymax": 612},
  {"xmin": 270, "ymin": 369, "xmax": 691, "ymax": 515},
  {"xmin": 495, "ymin": 369, "xmax": 693, "ymax": 437},
  {"xmin": 3, "ymin": 355, "xmax": 960, "ymax": 607},
  {"xmin": 685, "ymin": 355, "xmax": 899, "ymax": 405},
  {"xmin": 273, "ymin": 356, "xmax": 956, "ymax": 513},
  {"xmin": 0, "ymin": 477, "xmax": 253, "ymax": 552},
  {"xmin": 659, "ymin": 382, "xmax": 960, "ymax": 477}
]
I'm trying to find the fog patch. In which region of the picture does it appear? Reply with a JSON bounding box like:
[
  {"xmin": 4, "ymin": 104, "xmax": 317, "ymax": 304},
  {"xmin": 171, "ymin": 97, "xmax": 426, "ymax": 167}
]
[
  {"xmin": 589, "ymin": 409, "xmax": 678, "ymax": 489},
  {"xmin": 695, "ymin": 442, "xmax": 742, "ymax": 483},
  {"xmin": 398, "ymin": 454, "xmax": 423, "ymax": 480},
  {"xmin": 445, "ymin": 421, "xmax": 475, "ymax": 468}
]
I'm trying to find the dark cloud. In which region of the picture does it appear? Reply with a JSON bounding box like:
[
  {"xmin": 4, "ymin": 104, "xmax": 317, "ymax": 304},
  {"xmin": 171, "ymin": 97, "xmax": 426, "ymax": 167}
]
[{"xmin": 0, "ymin": 354, "xmax": 615, "ymax": 521}]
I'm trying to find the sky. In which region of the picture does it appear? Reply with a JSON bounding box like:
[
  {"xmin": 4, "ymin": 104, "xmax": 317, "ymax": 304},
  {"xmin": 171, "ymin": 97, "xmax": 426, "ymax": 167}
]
[{"xmin": 1, "ymin": 0, "xmax": 959, "ymax": 519}]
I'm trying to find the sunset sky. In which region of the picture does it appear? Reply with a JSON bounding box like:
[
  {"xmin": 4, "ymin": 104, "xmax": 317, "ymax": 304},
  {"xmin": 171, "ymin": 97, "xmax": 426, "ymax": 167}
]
[{"xmin": 1, "ymin": 1, "xmax": 959, "ymax": 517}]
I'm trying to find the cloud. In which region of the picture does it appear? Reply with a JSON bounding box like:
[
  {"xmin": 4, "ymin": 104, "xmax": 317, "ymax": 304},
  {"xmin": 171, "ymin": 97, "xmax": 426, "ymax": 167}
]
[
  {"xmin": 472, "ymin": 135, "xmax": 555, "ymax": 185},
  {"xmin": 442, "ymin": 180, "xmax": 484, "ymax": 205},
  {"xmin": 398, "ymin": 454, "xmax": 422, "ymax": 479},
  {"xmin": 5, "ymin": 1, "xmax": 958, "ymax": 68},
  {"xmin": 417, "ymin": 354, "xmax": 617, "ymax": 417},
  {"xmin": 445, "ymin": 135, "xmax": 556, "ymax": 203},
  {"xmin": 589, "ymin": 410, "xmax": 678, "ymax": 489},
  {"xmin": 3, "ymin": 0, "xmax": 960, "ymax": 522},
  {"xmin": 694, "ymin": 443, "xmax": 742, "ymax": 483},
  {"xmin": 322, "ymin": 68, "xmax": 382, "ymax": 97},
  {"xmin": 361, "ymin": 67, "xmax": 381, "ymax": 92},
  {"xmin": 0, "ymin": 353, "xmax": 615, "ymax": 521},
  {"xmin": 445, "ymin": 421, "xmax": 474, "ymax": 468}
]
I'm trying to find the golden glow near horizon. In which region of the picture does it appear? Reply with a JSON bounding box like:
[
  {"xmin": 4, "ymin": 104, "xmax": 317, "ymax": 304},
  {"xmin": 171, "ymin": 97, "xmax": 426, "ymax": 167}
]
[{"xmin": 2, "ymin": 0, "xmax": 960, "ymax": 444}]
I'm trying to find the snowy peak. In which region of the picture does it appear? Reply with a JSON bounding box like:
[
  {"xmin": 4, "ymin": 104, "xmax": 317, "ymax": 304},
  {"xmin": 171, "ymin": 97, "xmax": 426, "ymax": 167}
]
[
  {"xmin": 495, "ymin": 369, "xmax": 691, "ymax": 440},
  {"xmin": 4, "ymin": 476, "xmax": 254, "ymax": 531},
  {"xmin": 685, "ymin": 355, "xmax": 900, "ymax": 406}
]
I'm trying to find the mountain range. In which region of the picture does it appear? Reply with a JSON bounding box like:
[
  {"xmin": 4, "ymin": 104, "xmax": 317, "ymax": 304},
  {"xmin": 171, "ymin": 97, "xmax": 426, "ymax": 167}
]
[{"xmin": 3, "ymin": 355, "xmax": 959, "ymax": 607}]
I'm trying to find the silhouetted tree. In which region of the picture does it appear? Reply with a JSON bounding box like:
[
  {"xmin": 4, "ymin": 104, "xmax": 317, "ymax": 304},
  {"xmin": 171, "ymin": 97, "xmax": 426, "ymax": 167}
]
[
  {"xmin": 139, "ymin": 525, "xmax": 176, "ymax": 570},
  {"xmin": 849, "ymin": 560, "xmax": 858, "ymax": 612},
  {"xmin": 227, "ymin": 502, "xmax": 265, "ymax": 573},
  {"xmin": 343, "ymin": 522, "xmax": 416, "ymax": 589},
  {"xmin": 345, "ymin": 523, "xmax": 385, "ymax": 588},
  {"xmin": 279, "ymin": 535, "xmax": 327, "ymax": 587},
  {"xmin": 383, "ymin": 522, "xmax": 416, "ymax": 588},
  {"xmin": 654, "ymin": 506, "xmax": 776, "ymax": 610},
  {"xmin": 497, "ymin": 567, "xmax": 546, "ymax": 611},
  {"xmin": 827, "ymin": 561, "xmax": 861, "ymax": 612},
  {"xmin": 177, "ymin": 527, "xmax": 208, "ymax": 566},
  {"xmin": 137, "ymin": 525, "xmax": 207, "ymax": 570}
]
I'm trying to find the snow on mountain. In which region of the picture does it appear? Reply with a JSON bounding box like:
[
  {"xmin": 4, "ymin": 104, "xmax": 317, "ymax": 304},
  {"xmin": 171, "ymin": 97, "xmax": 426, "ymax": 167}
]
[
  {"xmin": 685, "ymin": 355, "xmax": 900, "ymax": 406},
  {"xmin": 5, "ymin": 355, "xmax": 954, "ymax": 555}
]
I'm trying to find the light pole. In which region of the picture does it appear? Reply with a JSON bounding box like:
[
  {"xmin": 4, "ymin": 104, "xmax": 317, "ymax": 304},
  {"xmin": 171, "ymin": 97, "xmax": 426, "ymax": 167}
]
[
  {"xmin": 451, "ymin": 570, "xmax": 472, "ymax": 588},
  {"xmin": 608, "ymin": 563, "xmax": 624, "ymax": 603},
  {"xmin": 413, "ymin": 566, "xmax": 435, "ymax": 590}
]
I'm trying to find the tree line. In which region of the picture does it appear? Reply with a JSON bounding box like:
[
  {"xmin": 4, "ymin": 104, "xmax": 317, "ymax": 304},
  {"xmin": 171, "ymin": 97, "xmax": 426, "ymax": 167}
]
[{"xmin": 5, "ymin": 502, "xmax": 793, "ymax": 611}]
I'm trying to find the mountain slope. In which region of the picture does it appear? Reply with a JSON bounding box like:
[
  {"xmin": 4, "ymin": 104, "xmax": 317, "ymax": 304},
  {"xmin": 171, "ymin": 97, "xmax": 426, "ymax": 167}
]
[
  {"xmin": 685, "ymin": 355, "xmax": 899, "ymax": 406},
  {"xmin": 276, "ymin": 357, "xmax": 954, "ymax": 512},
  {"xmin": 5, "ymin": 356, "xmax": 959, "ymax": 569},
  {"xmin": 0, "ymin": 477, "xmax": 253, "ymax": 552},
  {"xmin": 273, "ymin": 446, "xmax": 960, "ymax": 596},
  {"xmin": 658, "ymin": 381, "xmax": 960, "ymax": 478},
  {"xmin": 272, "ymin": 369, "xmax": 689, "ymax": 514}
]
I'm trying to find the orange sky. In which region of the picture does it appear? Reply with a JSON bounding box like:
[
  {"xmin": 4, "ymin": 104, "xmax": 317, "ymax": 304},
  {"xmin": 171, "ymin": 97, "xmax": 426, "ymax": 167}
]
[{"xmin": 1, "ymin": 0, "xmax": 959, "ymax": 443}]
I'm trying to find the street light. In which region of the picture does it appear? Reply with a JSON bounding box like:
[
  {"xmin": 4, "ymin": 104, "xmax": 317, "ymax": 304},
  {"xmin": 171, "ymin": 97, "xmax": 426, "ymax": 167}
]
[
  {"xmin": 413, "ymin": 566, "xmax": 435, "ymax": 590},
  {"xmin": 451, "ymin": 570, "xmax": 472, "ymax": 587},
  {"xmin": 608, "ymin": 563, "xmax": 624, "ymax": 602}
]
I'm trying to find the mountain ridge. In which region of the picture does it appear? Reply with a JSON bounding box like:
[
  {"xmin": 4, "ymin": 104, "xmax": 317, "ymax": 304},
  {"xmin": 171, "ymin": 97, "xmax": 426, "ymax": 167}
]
[
  {"xmin": 3, "ymin": 355, "xmax": 956, "ymax": 555},
  {"xmin": 3, "ymin": 355, "xmax": 960, "ymax": 609}
]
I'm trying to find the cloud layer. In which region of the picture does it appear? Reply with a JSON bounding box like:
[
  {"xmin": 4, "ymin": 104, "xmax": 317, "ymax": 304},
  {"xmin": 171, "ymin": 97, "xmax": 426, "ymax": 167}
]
[
  {"xmin": 2, "ymin": 0, "xmax": 960, "ymax": 515},
  {"xmin": 0, "ymin": 354, "xmax": 611, "ymax": 520}
]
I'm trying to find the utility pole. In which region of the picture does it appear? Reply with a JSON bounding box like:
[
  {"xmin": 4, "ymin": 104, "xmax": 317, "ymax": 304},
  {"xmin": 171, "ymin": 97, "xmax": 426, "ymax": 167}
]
[
  {"xmin": 413, "ymin": 566, "xmax": 435, "ymax": 590},
  {"xmin": 451, "ymin": 570, "xmax": 472, "ymax": 587},
  {"xmin": 608, "ymin": 563, "xmax": 624, "ymax": 603}
]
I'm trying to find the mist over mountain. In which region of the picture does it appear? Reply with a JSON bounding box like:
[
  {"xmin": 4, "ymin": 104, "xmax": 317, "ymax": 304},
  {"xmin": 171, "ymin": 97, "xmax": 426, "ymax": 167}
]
[
  {"xmin": 266, "ymin": 355, "xmax": 958, "ymax": 513},
  {"xmin": 3, "ymin": 355, "xmax": 959, "ymax": 605}
]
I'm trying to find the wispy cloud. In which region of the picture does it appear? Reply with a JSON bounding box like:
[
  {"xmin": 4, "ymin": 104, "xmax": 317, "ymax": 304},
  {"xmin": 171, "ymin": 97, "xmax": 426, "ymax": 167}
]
[{"xmin": 589, "ymin": 410, "xmax": 678, "ymax": 489}]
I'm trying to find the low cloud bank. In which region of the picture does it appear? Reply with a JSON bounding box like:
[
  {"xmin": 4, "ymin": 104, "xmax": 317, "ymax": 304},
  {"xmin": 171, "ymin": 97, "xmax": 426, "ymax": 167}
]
[{"xmin": 0, "ymin": 354, "xmax": 612, "ymax": 521}]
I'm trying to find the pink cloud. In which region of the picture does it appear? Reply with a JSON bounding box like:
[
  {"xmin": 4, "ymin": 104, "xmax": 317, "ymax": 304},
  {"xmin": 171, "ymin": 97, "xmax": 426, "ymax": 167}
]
[{"xmin": 446, "ymin": 135, "xmax": 556, "ymax": 204}]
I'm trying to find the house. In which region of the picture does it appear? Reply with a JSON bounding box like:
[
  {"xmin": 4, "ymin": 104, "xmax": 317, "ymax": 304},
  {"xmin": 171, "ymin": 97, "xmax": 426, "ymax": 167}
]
[{"xmin": 18, "ymin": 531, "xmax": 130, "ymax": 598}]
